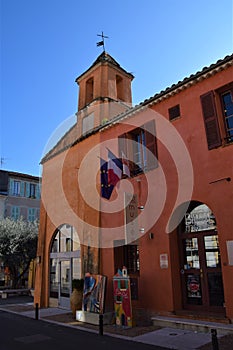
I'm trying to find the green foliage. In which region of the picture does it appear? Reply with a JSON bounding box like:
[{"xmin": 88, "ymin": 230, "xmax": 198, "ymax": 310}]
[
  {"xmin": 0, "ymin": 217, "xmax": 38, "ymax": 288},
  {"xmin": 72, "ymin": 278, "xmax": 84, "ymax": 291},
  {"xmin": 101, "ymin": 118, "xmax": 109, "ymax": 125}
]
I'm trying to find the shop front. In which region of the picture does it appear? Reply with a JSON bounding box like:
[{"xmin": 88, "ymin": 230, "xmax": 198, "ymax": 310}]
[{"xmin": 178, "ymin": 203, "xmax": 225, "ymax": 315}]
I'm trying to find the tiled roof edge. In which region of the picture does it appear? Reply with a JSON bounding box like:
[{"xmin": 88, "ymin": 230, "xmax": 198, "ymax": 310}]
[
  {"xmin": 76, "ymin": 51, "xmax": 134, "ymax": 83},
  {"xmin": 100, "ymin": 53, "xmax": 233, "ymax": 130},
  {"xmin": 0, "ymin": 169, "xmax": 40, "ymax": 180},
  {"xmin": 140, "ymin": 53, "xmax": 233, "ymax": 107},
  {"xmin": 41, "ymin": 53, "xmax": 233, "ymax": 163}
]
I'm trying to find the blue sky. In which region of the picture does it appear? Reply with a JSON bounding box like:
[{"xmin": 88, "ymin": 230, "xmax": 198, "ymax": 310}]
[{"xmin": 1, "ymin": 0, "xmax": 232, "ymax": 176}]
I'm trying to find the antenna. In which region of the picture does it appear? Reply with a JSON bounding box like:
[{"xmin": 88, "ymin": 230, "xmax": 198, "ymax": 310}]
[{"xmin": 0, "ymin": 157, "xmax": 8, "ymax": 168}]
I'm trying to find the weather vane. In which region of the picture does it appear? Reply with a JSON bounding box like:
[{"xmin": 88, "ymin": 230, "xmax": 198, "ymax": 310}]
[{"xmin": 97, "ymin": 31, "xmax": 109, "ymax": 52}]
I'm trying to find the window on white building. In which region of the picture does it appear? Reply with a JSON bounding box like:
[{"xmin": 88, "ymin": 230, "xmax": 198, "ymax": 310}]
[
  {"xmin": 11, "ymin": 206, "xmax": 20, "ymax": 220},
  {"xmin": 28, "ymin": 208, "xmax": 36, "ymax": 222},
  {"xmin": 13, "ymin": 181, "xmax": 20, "ymax": 196}
]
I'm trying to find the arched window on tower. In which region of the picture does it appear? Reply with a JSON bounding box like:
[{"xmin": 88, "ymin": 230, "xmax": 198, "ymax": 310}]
[
  {"xmin": 85, "ymin": 77, "xmax": 94, "ymax": 105},
  {"xmin": 116, "ymin": 75, "xmax": 124, "ymax": 101}
]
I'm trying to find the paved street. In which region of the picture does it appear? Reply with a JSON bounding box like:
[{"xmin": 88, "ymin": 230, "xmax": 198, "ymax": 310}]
[{"xmin": 0, "ymin": 310, "xmax": 166, "ymax": 350}]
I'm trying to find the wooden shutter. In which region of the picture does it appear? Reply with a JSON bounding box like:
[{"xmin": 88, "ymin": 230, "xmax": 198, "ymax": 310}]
[
  {"xmin": 144, "ymin": 120, "xmax": 158, "ymax": 170},
  {"xmin": 9, "ymin": 178, "xmax": 14, "ymax": 195},
  {"xmin": 20, "ymin": 182, "xmax": 25, "ymax": 197},
  {"xmin": 200, "ymin": 91, "xmax": 221, "ymax": 149},
  {"xmin": 25, "ymin": 182, "xmax": 30, "ymax": 197},
  {"xmin": 36, "ymin": 184, "xmax": 40, "ymax": 199}
]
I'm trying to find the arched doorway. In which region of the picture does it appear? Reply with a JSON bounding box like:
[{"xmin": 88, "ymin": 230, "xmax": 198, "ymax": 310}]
[
  {"xmin": 49, "ymin": 224, "xmax": 81, "ymax": 309},
  {"xmin": 178, "ymin": 202, "xmax": 225, "ymax": 314}
]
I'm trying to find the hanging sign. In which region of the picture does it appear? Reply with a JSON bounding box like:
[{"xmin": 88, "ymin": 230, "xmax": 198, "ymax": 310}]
[{"xmin": 124, "ymin": 193, "xmax": 139, "ymax": 244}]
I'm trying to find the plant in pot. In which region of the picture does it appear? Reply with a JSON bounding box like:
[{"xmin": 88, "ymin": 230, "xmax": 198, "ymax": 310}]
[{"xmin": 70, "ymin": 278, "xmax": 84, "ymax": 318}]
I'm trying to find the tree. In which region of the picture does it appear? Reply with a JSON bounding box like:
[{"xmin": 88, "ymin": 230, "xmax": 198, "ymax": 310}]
[{"xmin": 0, "ymin": 217, "xmax": 38, "ymax": 288}]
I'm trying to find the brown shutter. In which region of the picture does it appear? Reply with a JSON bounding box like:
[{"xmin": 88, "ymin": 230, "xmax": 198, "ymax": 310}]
[
  {"xmin": 144, "ymin": 120, "xmax": 158, "ymax": 170},
  {"xmin": 200, "ymin": 91, "xmax": 222, "ymax": 149}
]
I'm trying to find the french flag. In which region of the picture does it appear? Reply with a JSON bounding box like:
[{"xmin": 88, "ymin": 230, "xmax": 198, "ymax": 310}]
[{"xmin": 108, "ymin": 149, "xmax": 123, "ymax": 186}]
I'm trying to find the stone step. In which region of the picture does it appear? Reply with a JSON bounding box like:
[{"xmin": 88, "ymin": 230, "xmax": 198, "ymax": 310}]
[{"xmin": 151, "ymin": 315, "xmax": 233, "ymax": 335}]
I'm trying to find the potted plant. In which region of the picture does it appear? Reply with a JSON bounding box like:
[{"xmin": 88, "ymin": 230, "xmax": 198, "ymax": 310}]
[{"xmin": 70, "ymin": 278, "xmax": 84, "ymax": 318}]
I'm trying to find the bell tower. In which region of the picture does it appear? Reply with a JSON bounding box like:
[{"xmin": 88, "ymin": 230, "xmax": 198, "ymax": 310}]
[{"xmin": 75, "ymin": 52, "xmax": 134, "ymax": 135}]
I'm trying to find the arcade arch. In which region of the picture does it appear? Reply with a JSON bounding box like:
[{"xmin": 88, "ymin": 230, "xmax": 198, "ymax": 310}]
[
  {"xmin": 49, "ymin": 224, "xmax": 81, "ymax": 308},
  {"xmin": 178, "ymin": 201, "xmax": 225, "ymax": 313}
]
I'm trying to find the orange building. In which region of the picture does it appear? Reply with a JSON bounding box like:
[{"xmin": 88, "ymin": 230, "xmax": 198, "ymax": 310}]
[{"xmin": 34, "ymin": 52, "xmax": 233, "ymax": 323}]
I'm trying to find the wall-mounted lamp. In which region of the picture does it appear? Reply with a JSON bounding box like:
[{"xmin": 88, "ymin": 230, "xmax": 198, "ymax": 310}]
[
  {"xmin": 138, "ymin": 206, "xmax": 144, "ymax": 210},
  {"xmin": 139, "ymin": 228, "xmax": 145, "ymax": 233},
  {"xmin": 149, "ymin": 233, "xmax": 154, "ymax": 239}
]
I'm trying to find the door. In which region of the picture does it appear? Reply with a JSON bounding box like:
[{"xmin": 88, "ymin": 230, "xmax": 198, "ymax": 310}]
[
  {"xmin": 59, "ymin": 260, "xmax": 71, "ymax": 309},
  {"xmin": 49, "ymin": 224, "xmax": 81, "ymax": 309},
  {"xmin": 180, "ymin": 230, "xmax": 225, "ymax": 313}
]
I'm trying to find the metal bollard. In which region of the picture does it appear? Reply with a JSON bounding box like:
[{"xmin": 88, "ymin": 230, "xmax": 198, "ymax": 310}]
[
  {"xmin": 35, "ymin": 303, "xmax": 39, "ymax": 320},
  {"xmin": 99, "ymin": 314, "xmax": 103, "ymax": 336},
  {"xmin": 211, "ymin": 328, "xmax": 219, "ymax": 350}
]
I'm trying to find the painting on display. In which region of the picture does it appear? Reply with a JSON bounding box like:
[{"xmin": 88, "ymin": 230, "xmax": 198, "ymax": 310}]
[{"xmin": 82, "ymin": 273, "xmax": 107, "ymax": 314}]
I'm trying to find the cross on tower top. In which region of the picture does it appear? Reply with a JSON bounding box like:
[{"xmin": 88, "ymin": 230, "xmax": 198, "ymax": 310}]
[{"xmin": 96, "ymin": 31, "xmax": 109, "ymax": 52}]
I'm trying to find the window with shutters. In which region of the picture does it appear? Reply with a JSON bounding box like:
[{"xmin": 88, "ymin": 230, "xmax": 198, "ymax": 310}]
[
  {"xmin": 220, "ymin": 89, "xmax": 233, "ymax": 143},
  {"xmin": 29, "ymin": 183, "xmax": 36, "ymax": 198},
  {"xmin": 28, "ymin": 208, "xmax": 36, "ymax": 222},
  {"xmin": 12, "ymin": 180, "xmax": 21, "ymax": 196},
  {"xmin": 118, "ymin": 120, "xmax": 158, "ymax": 176},
  {"xmin": 200, "ymin": 83, "xmax": 233, "ymax": 150},
  {"xmin": 11, "ymin": 206, "xmax": 20, "ymax": 220}
]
